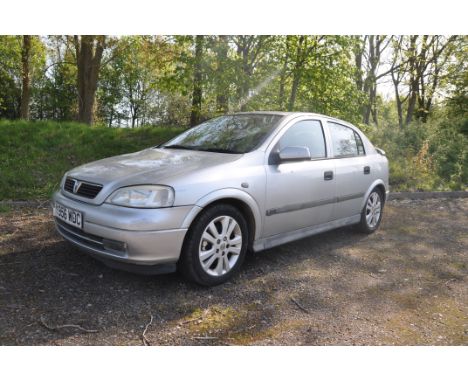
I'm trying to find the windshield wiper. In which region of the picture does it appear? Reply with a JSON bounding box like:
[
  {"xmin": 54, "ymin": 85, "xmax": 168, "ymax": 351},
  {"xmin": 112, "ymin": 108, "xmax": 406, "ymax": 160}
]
[
  {"xmin": 163, "ymin": 144, "xmax": 241, "ymax": 154},
  {"xmin": 197, "ymin": 147, "xmax": 242, "ymax": 154},
  {"xmin": 162, "ymin": 144, "xmax": 198, "ymax": 151}
]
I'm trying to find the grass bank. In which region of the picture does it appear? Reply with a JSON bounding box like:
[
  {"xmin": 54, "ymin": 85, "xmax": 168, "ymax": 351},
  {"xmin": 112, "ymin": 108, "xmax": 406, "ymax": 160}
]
[
  {"xmin": 0, "ymin": 120, "xmax": 183, "ymax": 200},
  {"xmin": 1, "ymin": 118, "xmax": 466, "ymax": 201}
]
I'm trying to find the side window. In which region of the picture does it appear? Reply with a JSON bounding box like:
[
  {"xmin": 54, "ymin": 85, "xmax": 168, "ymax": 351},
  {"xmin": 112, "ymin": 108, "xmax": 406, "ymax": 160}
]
[
  {"xmin": 328, "ymin": 122, "xmax": 365, "ymax": 157},
  {"xmin": 354, "ymin": 131, "xmax": 365, "ymax": 155},
  {"xmin": 277, "ymin": 120, "xmax": 326, "ymax": 159}
]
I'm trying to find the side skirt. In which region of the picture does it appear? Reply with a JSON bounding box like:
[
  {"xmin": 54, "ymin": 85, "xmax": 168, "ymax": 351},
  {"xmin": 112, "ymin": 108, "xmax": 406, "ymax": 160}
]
[{"xmin": 252, "ymin": 214, "xmax": 361, "ymax": 252}]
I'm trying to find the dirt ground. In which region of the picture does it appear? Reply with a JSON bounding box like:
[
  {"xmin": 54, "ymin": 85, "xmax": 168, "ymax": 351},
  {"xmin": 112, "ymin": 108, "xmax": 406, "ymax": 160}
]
[{"xmin": 0, "ymin": 198, "xmax": 467, "ymax": 345}]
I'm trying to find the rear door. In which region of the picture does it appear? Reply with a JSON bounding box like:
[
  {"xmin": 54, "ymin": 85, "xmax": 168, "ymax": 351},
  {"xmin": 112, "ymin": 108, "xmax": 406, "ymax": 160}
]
[
  {"xmin": 326, "ymin": 121, "xmax": 372, "ymax": 220},
  {"xmin": 263, "ymin": 119, "xmax": 336, "ymax": 237}
]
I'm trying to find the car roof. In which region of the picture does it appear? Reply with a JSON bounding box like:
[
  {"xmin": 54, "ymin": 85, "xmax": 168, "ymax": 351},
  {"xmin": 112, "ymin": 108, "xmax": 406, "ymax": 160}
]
[{"xmin": 232, "ymin": 111, "xmax": 355, "ymax": 127}]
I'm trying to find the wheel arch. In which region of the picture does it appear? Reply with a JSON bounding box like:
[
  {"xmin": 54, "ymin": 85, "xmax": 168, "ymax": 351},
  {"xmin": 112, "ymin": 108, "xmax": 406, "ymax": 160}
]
[
  {"xmin": 181, "ymin": 188, "xmax": 262, "ymax": 246},
  {"xmin": 361, "ymin": 180, "xmax": 387, "ymax": 210}
]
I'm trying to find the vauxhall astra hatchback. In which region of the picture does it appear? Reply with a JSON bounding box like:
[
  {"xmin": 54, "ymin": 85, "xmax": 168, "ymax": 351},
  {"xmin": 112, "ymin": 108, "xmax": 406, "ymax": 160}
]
[{"xmin": 52, "ymin": 112, "xmax": 389, "ymax": 285}]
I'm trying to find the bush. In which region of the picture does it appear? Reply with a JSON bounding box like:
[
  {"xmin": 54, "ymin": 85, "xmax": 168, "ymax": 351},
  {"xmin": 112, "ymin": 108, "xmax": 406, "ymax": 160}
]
[
  {"xmin": 428, "ymin": 116, "xmax": 468, "ymax": 190},
  {"xmin": 368, "ymin": 113, "xmax": 467, "ymax": 191}
]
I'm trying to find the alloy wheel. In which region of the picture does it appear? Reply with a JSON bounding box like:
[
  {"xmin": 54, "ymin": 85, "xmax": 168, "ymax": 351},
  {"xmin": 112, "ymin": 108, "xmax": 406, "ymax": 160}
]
[
  {"xmin": 198, "ymin": 215, "xmax": 242, "ymax": 276},
  {"xmin": 365, "ymin": 191, "xmax": 382, "ymax": 228}
]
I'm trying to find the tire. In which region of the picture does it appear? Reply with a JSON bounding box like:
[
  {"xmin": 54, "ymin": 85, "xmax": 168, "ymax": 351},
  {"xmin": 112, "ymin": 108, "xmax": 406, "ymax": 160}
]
[
  {"xmin": 178, "ymin": 203, "xmax": 249, "ymax": 286},
  {"xmin": 356, "ymin": 188, "xmax": 384, "ymax": 233}
]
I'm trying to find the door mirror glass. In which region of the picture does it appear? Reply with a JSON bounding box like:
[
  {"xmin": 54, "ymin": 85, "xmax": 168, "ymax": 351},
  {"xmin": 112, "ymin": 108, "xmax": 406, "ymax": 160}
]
[{"xmin": 278, "ymin": 146, "xmax": 311, "ymax": 162}]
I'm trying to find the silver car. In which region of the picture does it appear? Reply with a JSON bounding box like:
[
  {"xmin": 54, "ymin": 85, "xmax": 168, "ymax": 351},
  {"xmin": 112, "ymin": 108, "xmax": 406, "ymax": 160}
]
[{"xmin": 52, "ymin": 112, "xmax": 389, "ymax": 285}]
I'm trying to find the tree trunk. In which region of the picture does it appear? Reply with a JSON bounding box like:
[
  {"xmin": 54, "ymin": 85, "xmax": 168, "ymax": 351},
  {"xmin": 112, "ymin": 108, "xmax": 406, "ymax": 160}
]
[
  {"xmin": 391, "ymin": 69, "xmax": 404, "ymax": 129},
  {"xmin": 74, "ymin": 35, "xmax": 106, "ymax": 125},
  {"xmin": 405, "ymin": 89, "xmax": 418, "ymax": 125},
  {"xmin": 404, "ymin": 36, "xmax": 419, "ymax": 126},
  {"xmin": 108, "ymin": 108, "xmax": 114, "ymax": 128},
  {"xmin": 278, "ymin": 68, "xmax": 287, "ymax": 109},
  {"xmin": 396, "ymin": 98, "xmax": 404, "ymax": 129},
  {"xmin": 278, "ymin": 36, "xmax": 291, "ymax": 110},
  {"xmin": 354, "ymin": 36, "xmax": 366, "ymax": 92},
  {"xmin": 361, "ymin": 35, "xmax": 386, "ymax": 125},
  {"xmin": 371, "ymin": 84, "xmax": 378, "ymax": 125},
  {"xmin": 190, "ymin": 35, "xmax": 204, "ymax": 126},
  {"xmin": 240, "ymin": 51, "xmax": 250, "ymax": 112},
  {"xmin": 215, "ymin": 35, "xmax": 229, "ymax": 113},
  {"xmin": 235, "ymin": 36, "xmax": 251, "ymax": 112},
  {"xmin": 288, "ymin": 36, "xmax": 305, "ymax": 112},
  {"xmin": 422, "ymin": 65, "xmax": 441, "ymax": 123},
  {"xmin": 20, "ymin": 35, "xmax": 32, "ymax": 120},
  {"xmin": 288, "ymin": 73, "xmax": 301, "ymax": 112}
]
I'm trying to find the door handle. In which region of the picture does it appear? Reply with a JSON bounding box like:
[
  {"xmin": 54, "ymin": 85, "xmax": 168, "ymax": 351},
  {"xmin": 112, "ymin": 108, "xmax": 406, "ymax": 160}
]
[
  {"xmin": 324, "ymin": 171, "xmax": 333, "ymax": 181},
  {"xmin": 364, "ymin": 166, "xmax": 370, "ymax": 175}
]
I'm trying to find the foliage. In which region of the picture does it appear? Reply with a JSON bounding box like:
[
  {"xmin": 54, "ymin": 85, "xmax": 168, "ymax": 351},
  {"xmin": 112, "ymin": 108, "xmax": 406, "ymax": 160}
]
[
  {"xmin": 34, "ymin": 36, "xmax": 77, "ymax": 120},
  {"xmin": 0, "ymin": 35, "xmax": 466, "ymax": 195},
  {"xmin": 0, "ymin": 36, "xmax": 45, "ymax": 119},
  {"xmin": 368, "ymin": 103, "xmax": 467, "ymax": 191},
  {"xmin": 428, "ymin": 116, "xmax": 467, "ymax": 189},
  {"xmin": 0, "ymin": 36, "xmax": 21, "ymax": 118}
]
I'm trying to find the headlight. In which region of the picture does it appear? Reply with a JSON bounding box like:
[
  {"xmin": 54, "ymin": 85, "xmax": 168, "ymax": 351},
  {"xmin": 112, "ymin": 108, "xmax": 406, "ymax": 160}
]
[{"xmin": 106, "ymin": 185, "xmax": 175, "ymax": 208}]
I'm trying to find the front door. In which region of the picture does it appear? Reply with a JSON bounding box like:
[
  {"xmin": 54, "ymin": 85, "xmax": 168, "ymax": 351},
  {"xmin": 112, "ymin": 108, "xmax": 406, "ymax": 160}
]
[{"xmin": 263, "ymin": 119, "xmax": 336, "ymax": 238}]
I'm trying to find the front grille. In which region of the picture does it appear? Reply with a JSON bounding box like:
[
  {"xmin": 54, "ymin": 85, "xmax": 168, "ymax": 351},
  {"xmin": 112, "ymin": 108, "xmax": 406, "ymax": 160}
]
[
  {"xmin": 63, "ymin": 177, "xmax": 103, "ymax": 199},
  {"xmin": 64, "ymin": 178, "xmax": 75, "ymax": 193}
]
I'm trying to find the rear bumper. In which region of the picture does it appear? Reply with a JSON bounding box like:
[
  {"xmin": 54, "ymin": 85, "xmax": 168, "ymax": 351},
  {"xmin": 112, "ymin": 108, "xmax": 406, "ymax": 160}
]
[{"xmin": 52, "ymin": 191, "xmax": 195, "ymax": 267}]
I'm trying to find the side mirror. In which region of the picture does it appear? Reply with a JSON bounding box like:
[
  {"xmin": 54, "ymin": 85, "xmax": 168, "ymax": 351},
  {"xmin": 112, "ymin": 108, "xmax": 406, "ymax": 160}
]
[
  {"xmin": 278, "ymin": 146, "xmax": 311, "ymax": 162},
  {"xmin": 375, "ymin": 147, "xmax": 386, "ymax": 156}
]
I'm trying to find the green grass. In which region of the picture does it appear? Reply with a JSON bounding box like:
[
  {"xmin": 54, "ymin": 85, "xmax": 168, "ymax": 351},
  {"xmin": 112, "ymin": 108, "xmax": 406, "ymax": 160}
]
[
  {"xmin": 0, "ymin": 120, "xmax": 183, "ymax": 200},
  {"xmin": 0, "ymin": 204, "xmax": 11, "ymax": 213},
  {"xmin": 1, "ymin": 118, "xmax": 465, "ymax": 200}
]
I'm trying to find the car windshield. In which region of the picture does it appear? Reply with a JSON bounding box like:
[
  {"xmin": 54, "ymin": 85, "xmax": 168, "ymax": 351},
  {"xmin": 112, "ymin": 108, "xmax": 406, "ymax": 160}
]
[{"xmin": 162, "ymin": 114, "xmax": 283, "ymax": 154}]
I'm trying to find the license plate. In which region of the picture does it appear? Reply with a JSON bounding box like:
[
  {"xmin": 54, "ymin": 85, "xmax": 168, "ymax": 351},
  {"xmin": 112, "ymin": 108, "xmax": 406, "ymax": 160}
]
[{"xmin": 53, "ymin": 202, "xmax": 83, "ymax": 229}]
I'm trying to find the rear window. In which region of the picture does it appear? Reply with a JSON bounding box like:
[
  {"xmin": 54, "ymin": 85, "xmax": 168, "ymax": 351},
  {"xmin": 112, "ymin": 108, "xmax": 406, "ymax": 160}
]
[{"xmin": 328, "ymin": 122, "xmax": 365, "ymax": 157}]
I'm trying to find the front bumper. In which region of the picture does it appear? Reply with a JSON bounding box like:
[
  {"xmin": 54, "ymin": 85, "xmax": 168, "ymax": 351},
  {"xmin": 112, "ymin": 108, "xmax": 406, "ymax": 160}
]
[{"xmin": 52, "ymin": 191, "xmax": 198, "ymax": 268}]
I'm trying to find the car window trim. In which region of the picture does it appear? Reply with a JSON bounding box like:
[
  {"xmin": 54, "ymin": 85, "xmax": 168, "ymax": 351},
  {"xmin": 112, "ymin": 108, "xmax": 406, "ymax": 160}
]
[
  {"xmin": 327, "ymin": 121, "xmax": 367, "ymax": 158},
  {"xmin": 269, "ymin": 118, "xmax": 328, "ymax": 164},
  {"xmin": 353, "ymin": 130, "xmax": 366, "ymax": 156}
]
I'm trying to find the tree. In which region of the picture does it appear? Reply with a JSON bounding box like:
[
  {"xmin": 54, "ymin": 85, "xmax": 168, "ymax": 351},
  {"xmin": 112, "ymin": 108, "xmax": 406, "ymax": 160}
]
[
  {"xmin": 190, "ymin": 35, "xmax": 204, "ymax": 126},
  {"xmin": 20, "ymin": 35, "xmax": 32, "ymax": 119},
  {"xmin": 277, "ymin": 35, "xmax": 293, "ymax": 110},
  {"xmin": 120, "ymin": 36, "xmax": 153, "ymax": 128},
  {"xmin": 214, "ymin": 35, "xmax": 230, "ymax": 113},
  {"xmin": 0, "ymin": 36, "xmax": 21, "ymax": 119},
  {"xmin": 390, "ymin": 35, "xmax": 458, "ymax": 127},
  {"xmin": 97, "ymin": 53, "xmax": 124, "ymax": 127},
  {"xmin": 232, "ymin": 35, "xmax": 272, "ymax": 111},
  {"xmin": 445, "ymin": 36, "xmax": 468, "ymax": 118},
  {"xmin": 287, "ymin": 35, "xmax": 328, "ymax": 111},
  {"xmin": 0, "ymin": 35, "xmax": 45, "ymax": 120},
  {"xmin": 38, "ymin": 36, "xmax": 77, "ymax": 121},
  {"xmin": 73, "ymin": 35, "xmax": 106, "ymax": 125},
  {"xmin": 272, "ymin": 35, "xmax": 362, "ymax": 123},
  {"xmin": 354, "ymin": 35, "xmax": 391, "ymax": 125},
  {"xmin": 0, "ymin": 34, "xmax": 464, "ymax": 132},
  {"xmin": 97, "ymin": 35, "xmax": 184, "ymax": 127}
]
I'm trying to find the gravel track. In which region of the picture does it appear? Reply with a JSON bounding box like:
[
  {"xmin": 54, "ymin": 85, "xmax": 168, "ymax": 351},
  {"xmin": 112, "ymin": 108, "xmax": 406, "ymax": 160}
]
[{"xmin": 0, "ymin": 198, "xmax": 466, "ymax": 345}]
